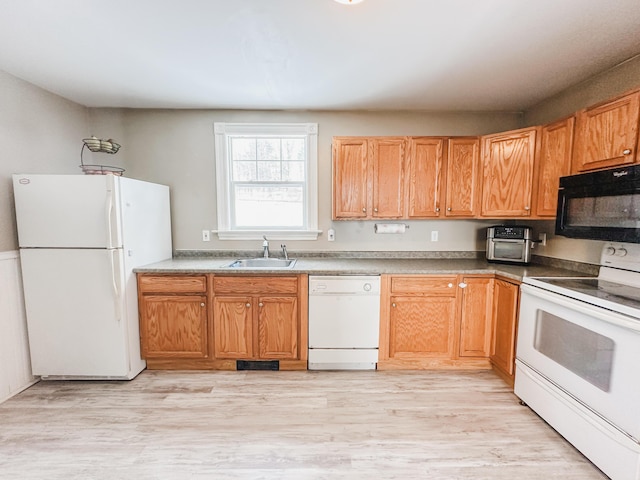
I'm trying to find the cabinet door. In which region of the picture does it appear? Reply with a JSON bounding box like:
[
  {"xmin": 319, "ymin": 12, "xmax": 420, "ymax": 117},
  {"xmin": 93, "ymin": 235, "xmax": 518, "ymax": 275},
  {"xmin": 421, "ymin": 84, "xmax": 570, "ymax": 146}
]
[
  {"xmin": 257, "ymin": 296, "xmax": 298, "ymax": 359},
  {"xmin": 481, "ymin": 128, "xmax": 537, "ymax": 217},
  {"xmin": 490, "ymin": 279, "xmax": 520, "ymax": 378},
  {"xmin": 213, "ymin": 296, "xmax": 253, "ymax": 359},
  {"xmin": 389, "ymin": 295, "xmax": 456, "ymax": 358},
  {"xmin": 458, "ymin": 277, "xmax": 493, "ymax": 357},
  {"xmin": 407, "ymin": 137, "xmax": 444, "ymax": 218},
  {"xmin": 140, "ymin": 295, "xmax": 208, "ymax": 359},
  {"xmin": 445, "ymin": 137, "xmax": 480, "ymax": 217},
  {"xmin": 332, "ymin": 137, "xmax": 369, "ymax": 219},
  {"xmin": 572, "ymin": 91, "xmax": 640, "ymax": 172},
  {"xmin": 534, "ymin": 117, "xmax": 574, "ymax": 217},
  {"xmin": 371, "ymin": 137, "xmax": 406, "ymax": 218}
]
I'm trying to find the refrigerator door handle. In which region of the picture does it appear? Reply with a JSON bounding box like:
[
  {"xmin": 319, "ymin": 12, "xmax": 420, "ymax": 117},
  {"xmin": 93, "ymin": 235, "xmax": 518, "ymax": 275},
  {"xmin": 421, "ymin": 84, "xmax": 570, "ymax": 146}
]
[
  {"xmin": 106, "ymin": 189, "xmax": 115, "ymax": 248},
  {"xmin": 109, "ymin": 249, "xmax": 122, "ymax": 321}
]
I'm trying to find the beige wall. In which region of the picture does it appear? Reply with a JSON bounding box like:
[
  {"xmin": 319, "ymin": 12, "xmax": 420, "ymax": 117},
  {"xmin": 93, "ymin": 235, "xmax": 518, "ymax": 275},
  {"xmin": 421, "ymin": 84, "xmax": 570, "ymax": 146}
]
[
  {"xmin": 0, "ymin": 71, "xmax": 91, "ymax": 252},
  {"xmin": 521, "ymin": 54, "xmax": 640, "ymax": 265},
  {"xmin": 109, "ymin": 108, "xmax": 522, "ymax": 253}
]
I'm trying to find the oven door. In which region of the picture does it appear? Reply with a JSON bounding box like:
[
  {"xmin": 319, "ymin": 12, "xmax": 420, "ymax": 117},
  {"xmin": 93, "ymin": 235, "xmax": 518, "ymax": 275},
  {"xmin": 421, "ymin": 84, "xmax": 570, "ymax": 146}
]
[{"xmin": 517, "ymin": 283, "xmax": 640, "ymax": 440}]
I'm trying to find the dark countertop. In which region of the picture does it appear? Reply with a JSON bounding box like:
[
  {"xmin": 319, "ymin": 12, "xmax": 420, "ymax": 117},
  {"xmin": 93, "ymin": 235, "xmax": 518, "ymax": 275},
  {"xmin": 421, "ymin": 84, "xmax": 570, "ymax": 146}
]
[{"xmin": 135, "ymin": 256, "xmax": 591, "ymax": 283}]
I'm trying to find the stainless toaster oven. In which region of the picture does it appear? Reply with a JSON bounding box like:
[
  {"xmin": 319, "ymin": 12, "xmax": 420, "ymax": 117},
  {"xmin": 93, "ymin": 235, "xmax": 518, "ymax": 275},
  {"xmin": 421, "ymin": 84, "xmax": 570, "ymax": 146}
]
[{"xmin": 486, "ymin": 225, "xmax": 533, "ymax": 265}]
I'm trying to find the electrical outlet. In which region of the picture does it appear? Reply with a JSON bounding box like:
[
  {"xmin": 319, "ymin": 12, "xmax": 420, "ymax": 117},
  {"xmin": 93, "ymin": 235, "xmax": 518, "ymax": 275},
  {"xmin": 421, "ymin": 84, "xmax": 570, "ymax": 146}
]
[
  {"xmin": 327, "ymin": 228, "xmax": 336, "ymax": 242},
  {"xmin": 431, "ymin": 231, "xmax": 439, "ymax": 242},
  {"xmin": 202, "ymin": 230, "xmax": 211, "ymax": 242},
  {"xmin": 539, "ymin": 232, "xmax": 547, "ymax": 246}
]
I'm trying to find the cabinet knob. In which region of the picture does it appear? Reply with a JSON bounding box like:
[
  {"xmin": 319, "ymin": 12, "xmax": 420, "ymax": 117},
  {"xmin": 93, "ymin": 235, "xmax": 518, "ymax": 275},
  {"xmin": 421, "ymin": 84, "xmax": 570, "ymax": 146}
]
[
  {"xmin": 258, "ymin": 302, "xmax": 264, "ymax": 307},
  {"xmin": 524, "ymin": 206, "xmax": 530, "ymax": 211},
  {"xmin": 458, "ymin": 282, "xmax": 467, "ymax": 289},
  {"xmin": 391, "ymin": 303, "xmax": 396, "ymax": 308},
  {"xmin": 245, "ymin": 303, "xmax": 251, "ymax": 308},
  {"xmin": 362, "ymin": 207, "xmax": 366, "ymax": 213},
  {"xmin": 447, "ymin": 207, "xmax": 452, "ymax": 211},
  {"xmin": 623, "ymin": 149, "xmax": 632, "ymax": 155},
  {"xmin": 200, "ymin": 302, "xmax": 205, "ymax": 307},
  {"xmin": 448, "ymin": 283, "xmax": 453, "ymax": 288},
  {"xmin": 374, "ymin": 207, "xmax": 378, "ymax": 213},
  {"xmin": 435, "ymin": 207, "xmax": 440, "ymax": 212}
]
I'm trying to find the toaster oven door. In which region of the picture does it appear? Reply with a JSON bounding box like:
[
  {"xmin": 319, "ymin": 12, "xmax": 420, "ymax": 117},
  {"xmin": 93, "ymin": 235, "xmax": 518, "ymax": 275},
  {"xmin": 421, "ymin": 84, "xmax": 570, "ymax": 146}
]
[{"xmin": 487, "ymin": 238, "xmax": 530, "ymax": 263}]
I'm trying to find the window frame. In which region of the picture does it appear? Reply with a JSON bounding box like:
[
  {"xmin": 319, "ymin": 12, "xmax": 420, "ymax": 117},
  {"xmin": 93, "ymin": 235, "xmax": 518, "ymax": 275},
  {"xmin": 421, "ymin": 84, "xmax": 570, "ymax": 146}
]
[{"xmin": 214, "ymin": 122, "xmax": 319, "ymax": 240}]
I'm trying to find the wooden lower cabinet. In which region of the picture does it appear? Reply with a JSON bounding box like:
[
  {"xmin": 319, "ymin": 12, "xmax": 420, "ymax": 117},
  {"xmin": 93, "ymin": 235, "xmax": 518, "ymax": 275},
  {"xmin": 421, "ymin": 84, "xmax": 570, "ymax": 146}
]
[
  {"xmin": 211, "ymin": 275, "xmax": 306, "ymax": 369},
  {"xmin": 138, "ymin": 275, "xmax": 210, "ymax": 365},
  {"xmin": 138, "ymin": 273, "xmax": 307, "ymax": 370},
  {"xmin": 458, "ymin": 276, "xmax": 494, "ymax": 357},
  {"xmin": 490, "ymin": 278, "xmax": 521, "ymax": 386},
  {"xmin": 378, "ymin": 275, "xmax": 493, "ymax": 370},
  {"xmin": 212, "ymin": 294, "xmax": 299, "ymax": 360}
]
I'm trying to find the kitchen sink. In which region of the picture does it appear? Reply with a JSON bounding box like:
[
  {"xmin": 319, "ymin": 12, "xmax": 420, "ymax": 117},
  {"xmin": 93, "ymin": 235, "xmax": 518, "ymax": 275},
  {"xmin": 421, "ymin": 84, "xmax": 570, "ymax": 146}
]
[{"xmin": 225, "ymin": 258, "xmax": 297, "ymax": 269}]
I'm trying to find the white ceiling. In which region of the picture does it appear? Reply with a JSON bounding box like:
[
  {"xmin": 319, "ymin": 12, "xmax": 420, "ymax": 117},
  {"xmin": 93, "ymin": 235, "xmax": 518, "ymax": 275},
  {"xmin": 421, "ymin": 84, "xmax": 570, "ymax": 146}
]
[{"xmin": 1, "ymin": 0, "xmax": 640, "ymax": 111}]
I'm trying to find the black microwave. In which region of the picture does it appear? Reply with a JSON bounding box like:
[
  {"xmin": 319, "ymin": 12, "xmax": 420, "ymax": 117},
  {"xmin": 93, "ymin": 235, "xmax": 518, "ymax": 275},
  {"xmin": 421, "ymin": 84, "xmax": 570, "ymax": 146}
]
[{"xmin": 555, "ymin": 164, "xmax": 640, "ymax": 243}]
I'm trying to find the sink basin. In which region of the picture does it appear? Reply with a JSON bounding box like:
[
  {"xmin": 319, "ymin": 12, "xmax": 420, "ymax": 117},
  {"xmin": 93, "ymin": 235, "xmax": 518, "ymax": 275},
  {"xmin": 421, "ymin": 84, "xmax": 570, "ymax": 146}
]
[{"xmin": 225, "ymin": 258, "xmax": 297, "ymax": 269}]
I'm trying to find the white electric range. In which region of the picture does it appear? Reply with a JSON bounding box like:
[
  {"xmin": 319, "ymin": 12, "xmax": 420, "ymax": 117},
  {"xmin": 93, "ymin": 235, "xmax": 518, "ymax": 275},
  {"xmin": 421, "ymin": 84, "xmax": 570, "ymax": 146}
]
[{"xmin": 516, "ymin": 242, "xmax": 640, "ymax": 480}]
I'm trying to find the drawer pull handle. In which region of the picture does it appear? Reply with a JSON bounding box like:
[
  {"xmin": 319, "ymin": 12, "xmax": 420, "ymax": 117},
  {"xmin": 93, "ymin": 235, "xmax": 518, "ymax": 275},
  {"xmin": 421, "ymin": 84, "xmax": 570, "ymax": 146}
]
[{"xmin": 458, "ymin": 282, "xmax": 467, "ymax": 289}]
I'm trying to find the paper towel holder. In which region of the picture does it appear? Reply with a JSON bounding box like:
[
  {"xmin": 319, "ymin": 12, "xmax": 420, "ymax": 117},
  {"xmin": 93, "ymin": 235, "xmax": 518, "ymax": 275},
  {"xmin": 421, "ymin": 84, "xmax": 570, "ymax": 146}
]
[{"xmin": 374, "ymin": 223, "xmax": 409, "ymax": 234}]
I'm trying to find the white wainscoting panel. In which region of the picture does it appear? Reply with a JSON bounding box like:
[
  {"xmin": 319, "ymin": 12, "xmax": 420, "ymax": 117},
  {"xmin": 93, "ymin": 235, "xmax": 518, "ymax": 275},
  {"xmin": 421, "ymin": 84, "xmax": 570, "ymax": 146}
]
[{"xmin": 0, "ymin": 251, "xmax": 38, "ymax": 403}]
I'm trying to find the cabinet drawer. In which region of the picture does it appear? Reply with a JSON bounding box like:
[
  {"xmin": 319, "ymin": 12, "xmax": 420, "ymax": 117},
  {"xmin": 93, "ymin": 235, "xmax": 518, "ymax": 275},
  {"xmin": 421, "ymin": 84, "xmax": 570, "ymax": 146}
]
[
  {"xmin": 138, "ymin": 275, "xmax": 207, "ymax": 294},
  {"xmin": 213, "ymin": 276, "xmax": 298, "ymax": 295},
  {"xmin": 390, "ymin": 276, "xmax": 458, "ymax": 295}
]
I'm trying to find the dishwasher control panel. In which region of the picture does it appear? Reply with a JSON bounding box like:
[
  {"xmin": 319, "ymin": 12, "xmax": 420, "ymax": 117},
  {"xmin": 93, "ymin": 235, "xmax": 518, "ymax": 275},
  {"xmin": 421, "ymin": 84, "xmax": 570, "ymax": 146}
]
[{"xmin": 309, "ymin": 275, "xmax": 381, "ymax": 295}]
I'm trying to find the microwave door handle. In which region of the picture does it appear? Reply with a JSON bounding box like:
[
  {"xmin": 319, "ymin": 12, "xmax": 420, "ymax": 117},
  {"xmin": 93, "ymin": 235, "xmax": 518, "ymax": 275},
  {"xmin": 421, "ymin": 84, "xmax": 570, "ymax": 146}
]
[{"xmin": 491, "ymin": 238, "xmax": 525, "ymax": 243}]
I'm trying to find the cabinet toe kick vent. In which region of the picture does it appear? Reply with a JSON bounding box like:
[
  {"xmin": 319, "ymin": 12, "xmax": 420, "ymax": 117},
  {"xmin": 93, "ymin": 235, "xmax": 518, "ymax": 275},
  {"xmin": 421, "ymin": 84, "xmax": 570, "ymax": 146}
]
[{"xmin": 236, "ymin": 360, "xmax": 279, "ymax": 371}]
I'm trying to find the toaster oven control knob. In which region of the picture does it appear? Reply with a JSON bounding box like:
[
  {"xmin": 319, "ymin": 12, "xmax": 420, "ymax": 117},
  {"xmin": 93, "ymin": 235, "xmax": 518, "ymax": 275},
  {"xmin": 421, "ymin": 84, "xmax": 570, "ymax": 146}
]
[
  {"xmin": 605, "ymin": 246, "xmax": 616, "ymax": 256},
  {"xmin": 615, "ymin": 248, "xmax": 628, "ymax": 257}
]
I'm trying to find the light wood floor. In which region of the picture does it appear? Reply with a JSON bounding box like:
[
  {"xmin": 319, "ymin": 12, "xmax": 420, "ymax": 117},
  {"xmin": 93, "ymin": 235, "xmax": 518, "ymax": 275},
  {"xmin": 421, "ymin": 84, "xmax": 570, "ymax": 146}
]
[{"xmin": 0, "ymin": 370, "xmax": 606, "ymax": 479}]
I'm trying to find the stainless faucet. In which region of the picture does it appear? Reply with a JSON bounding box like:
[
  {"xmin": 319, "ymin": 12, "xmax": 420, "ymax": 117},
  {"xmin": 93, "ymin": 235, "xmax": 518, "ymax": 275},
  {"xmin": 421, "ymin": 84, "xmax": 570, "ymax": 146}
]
[
  {"xmin": 281, "ymin": 244, "xmax": 288, "ymax": 260},
  {"xmin": 262, "ymin": 235, "xmax": 270, "ymax": 258}
]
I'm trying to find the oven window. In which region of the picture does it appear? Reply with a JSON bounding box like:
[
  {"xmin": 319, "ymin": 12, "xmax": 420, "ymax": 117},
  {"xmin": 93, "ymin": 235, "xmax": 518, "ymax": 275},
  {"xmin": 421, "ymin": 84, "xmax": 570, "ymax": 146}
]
[
  {"xmin": 493, "ymin": 242, "xmax": 523, "ymax": 260},
  {"xmin": 566, "ymin": 194, "xmax": 640, "ymax": 228},
  {"xmin": 534, "ymin": 310, "xmax": 614, "ymax": 392}
]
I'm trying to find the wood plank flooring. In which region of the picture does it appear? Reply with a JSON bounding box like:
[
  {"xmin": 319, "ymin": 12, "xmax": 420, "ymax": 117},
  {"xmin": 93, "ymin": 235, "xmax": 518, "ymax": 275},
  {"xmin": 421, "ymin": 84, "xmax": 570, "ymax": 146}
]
[{"xmin": 0, "ymin": 370, "xmax": 607, "ymax": 479}]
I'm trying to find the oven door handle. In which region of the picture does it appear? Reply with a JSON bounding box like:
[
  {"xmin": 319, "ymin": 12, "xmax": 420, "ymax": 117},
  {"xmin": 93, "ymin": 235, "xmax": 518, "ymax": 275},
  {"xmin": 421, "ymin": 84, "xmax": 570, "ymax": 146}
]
[{"xmin": 521, "ymin": 284, "xmax": 640, "ymax": 333}]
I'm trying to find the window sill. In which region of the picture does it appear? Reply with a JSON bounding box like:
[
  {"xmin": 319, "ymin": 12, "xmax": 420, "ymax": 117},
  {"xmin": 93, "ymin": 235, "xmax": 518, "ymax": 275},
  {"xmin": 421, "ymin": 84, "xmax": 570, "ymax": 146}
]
[{"xmin": 215, "ymin": 230, "xmax": 322, "ymax": 241}]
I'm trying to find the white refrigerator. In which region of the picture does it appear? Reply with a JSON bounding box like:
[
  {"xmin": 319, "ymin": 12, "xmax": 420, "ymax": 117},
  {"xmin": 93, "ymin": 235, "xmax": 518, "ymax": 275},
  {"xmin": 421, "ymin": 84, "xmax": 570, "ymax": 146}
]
[{"xmin": 13, "ymin": 174, "xmax": 172, "ymax": 380}]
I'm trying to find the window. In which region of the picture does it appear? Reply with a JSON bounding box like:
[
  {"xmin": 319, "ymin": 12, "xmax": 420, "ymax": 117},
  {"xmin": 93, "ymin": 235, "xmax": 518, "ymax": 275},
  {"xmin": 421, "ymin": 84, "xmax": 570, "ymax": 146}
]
[{"xmin": 214, "ymin": 123, "xmax": 319, "ymax": 240}]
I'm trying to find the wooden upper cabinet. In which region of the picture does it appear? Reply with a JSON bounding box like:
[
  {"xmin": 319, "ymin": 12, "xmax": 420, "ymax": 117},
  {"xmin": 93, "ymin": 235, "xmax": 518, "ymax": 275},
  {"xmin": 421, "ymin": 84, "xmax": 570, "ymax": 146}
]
[
  {"xmin": 371, "ymin": 137, "xmax": 406, "ymax": 218},
  {"xmin": 533, "ymin": 117, "xmax": 575, "ymax": 217},
  {"xmin": 481, "ymin": 127, "xmax": 537, "ymax": 217},
  {"xmin": 332, "ymin": 137, "xmax": 369, "ymax": 219},
  {"xmin": 444, "ymin": 137, "xmax": 480, "ymax": 217},
  {"xmin": 333, "ymin": 137, "xmax": 405, "ymax": 219},
  {"xmin": 572, "ymin": 91, "xmax": 640, "ymax": 173},
  {"xmin": 407, "ymin": 137, "xmax": 444, "ymax": 218}
]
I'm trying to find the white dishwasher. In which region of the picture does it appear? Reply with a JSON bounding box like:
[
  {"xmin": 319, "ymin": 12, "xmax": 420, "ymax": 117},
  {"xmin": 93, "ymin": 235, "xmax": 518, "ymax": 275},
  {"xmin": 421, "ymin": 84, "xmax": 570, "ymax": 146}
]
[{"xmin": 308, "ymin": 275, "xmax": 381, "ymax": 370}]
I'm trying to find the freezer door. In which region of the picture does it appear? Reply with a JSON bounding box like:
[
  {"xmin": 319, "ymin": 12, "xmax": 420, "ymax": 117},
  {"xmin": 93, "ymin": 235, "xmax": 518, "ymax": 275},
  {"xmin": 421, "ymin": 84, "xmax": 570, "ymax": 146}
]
[
  {"xmin": 19, "ymin": 248, "xmax": 131, "ymax": 378},
  {"xmin": 13, "ymin": 174, "xmax": 122, "ymax": 248}
]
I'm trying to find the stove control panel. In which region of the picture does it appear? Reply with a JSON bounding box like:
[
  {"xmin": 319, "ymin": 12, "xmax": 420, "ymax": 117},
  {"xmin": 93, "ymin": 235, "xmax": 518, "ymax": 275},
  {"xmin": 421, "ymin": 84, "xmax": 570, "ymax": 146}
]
[{"xmin": 601, "ymin": 243, "xmax": 640, "ymax": 272}]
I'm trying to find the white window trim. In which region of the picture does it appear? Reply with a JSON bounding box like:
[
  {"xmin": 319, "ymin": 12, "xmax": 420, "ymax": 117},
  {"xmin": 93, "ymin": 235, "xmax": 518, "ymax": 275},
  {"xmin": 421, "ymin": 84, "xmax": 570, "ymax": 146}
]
[{"xmin": 214, "ymin": 122, "xmax": 320, "ymax": 240}]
